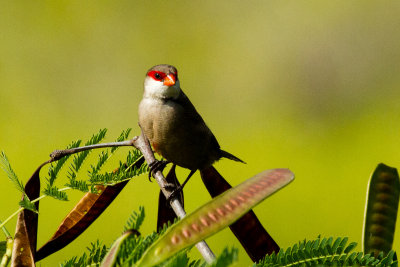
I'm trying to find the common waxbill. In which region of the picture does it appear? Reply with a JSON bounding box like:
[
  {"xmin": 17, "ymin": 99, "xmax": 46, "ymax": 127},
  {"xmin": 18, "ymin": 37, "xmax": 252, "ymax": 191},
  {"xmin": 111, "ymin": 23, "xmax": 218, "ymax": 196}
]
[{"xmin": 138, "ymin": 64, "xmax": 244, "ymax": 189}]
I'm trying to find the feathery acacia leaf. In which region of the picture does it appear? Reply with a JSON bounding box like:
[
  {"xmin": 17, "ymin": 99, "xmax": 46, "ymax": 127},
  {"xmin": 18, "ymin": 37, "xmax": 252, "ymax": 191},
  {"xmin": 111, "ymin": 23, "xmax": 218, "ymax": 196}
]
[
  {"xmin": 111, "ymin": 128, "xmax": 132, "ymax": 153},
  {"xmin": 0, "ymin": 151, "xmax": 26, "ymax": 195},
  {"xmin": 256, "ymin": 236, "xmax": 398, "ymax": 267},
  {"xmin": 60, "ymin": 241, "xmax": 106, "ymax": 267},
  {"xmin": 89, "ymin": 151, "xmax": 109, "ymax": 176},
  {"xmin": 209, "ymin": 247, "xmax": 238, "ymax": 267},
  {"xmin": 100, "ymin": 231, "xmax": 136, "ymax": 267},
  {"xmin": 45, "ymin": 130, "xmax": 145, "ymax": 200},
  {"xmin": 89, "ymin": 150, "xmax": 145, "ymax": 186},
  {"xmin": 124, "ymin": 206, "xmax": 145, "ymax": 232},
  {"xmin": 89, "ymin": 128, "xmax": 132, "ymax": 176},
  {"xmin": 161, "ymin": 251, "xmax": 191, "ymax": 267},
  {"xmin": 66, "ymin": 179, "xmax": 89, "ymax": 193},
  {"xmin": 48, "ymin": 140, "xmax": 81, "ymax": 186},
  {"xmin": 18, "ymin": 197, "xmax": 38, "ymax": 213},
  {"xmin": 68, "ymin": 129, "xmax": 107, "ymax": 180},
  {"xmin": 43, "ymin": 184, "xmax": 69, "ymax": 201}
]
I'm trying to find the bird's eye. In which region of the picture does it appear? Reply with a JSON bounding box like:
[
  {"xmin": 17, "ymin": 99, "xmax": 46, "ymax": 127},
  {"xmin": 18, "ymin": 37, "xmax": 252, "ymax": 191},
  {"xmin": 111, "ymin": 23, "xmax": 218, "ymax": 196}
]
[{"xmin": 148, "ymin": 71, "xmax": 165, "ymax": 81}]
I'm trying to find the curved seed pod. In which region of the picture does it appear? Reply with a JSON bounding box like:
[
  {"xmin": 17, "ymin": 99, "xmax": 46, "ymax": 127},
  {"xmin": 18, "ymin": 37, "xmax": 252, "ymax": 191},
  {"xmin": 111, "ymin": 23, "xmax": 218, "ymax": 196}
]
[
  {"xmin": 200, "ymin": 166, "xmax": 280, "ymax": 260},
  {"xmin": 36, "ymin": 157, "xmax": 144, "ymax": 261},
  {"xmin": 137, "ymin": 168, "xmax": 294, "ymax": 267},
  {"xmin": 363, "ymin": 163, "xmax": 400, "ymax": 256},
  {"xmin": 11, "ymin": 162, "xmax": 43, "ymax": 267}
]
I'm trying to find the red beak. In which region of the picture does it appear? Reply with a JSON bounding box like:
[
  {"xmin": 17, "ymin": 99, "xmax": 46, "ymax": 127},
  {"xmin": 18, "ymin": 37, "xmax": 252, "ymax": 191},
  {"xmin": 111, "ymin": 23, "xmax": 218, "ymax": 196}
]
[{"xmin": 163, "ymin": 74, "xmax": 176, "ymax": 86}]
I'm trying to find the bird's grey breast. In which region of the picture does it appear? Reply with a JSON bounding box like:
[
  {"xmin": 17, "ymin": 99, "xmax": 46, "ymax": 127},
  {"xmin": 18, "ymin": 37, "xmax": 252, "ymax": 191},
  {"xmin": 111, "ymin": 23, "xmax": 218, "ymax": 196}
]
[{"xmin": 139, "ymin": 97, "xmax": 184, "ymax": 141}]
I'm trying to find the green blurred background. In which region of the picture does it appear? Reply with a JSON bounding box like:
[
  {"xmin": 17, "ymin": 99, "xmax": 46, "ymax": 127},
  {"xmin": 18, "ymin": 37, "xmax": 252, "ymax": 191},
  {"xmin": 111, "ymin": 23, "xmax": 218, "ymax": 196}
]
[{"xmin": 1, "ymin": 1, "xmax": 400, "ymax": 266}]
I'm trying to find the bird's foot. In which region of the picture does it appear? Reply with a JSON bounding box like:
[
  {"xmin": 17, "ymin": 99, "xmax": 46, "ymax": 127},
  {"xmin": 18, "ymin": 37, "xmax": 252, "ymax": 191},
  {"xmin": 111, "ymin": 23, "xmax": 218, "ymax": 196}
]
[
  {"xmin": 163, "ymin": 169, "xmax": 196, "ymax": 202},
  {"xmin": 164, "ymin": 184, "xmax": 183, "ymax": 202},
  {"xmin": 148, "ymin": 160, "xmax": 170, "ymax": 181}
]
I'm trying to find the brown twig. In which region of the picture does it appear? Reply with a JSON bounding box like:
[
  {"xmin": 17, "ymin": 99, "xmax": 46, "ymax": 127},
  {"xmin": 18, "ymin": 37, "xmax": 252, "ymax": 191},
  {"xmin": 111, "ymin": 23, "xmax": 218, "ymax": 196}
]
[
  {"xmin": 49, "ymin": 139, "xmax": 135, "ymax": 162},
  {"xmin": 49, "ymin": 130, "xmax": 216, "ymax": 263}
]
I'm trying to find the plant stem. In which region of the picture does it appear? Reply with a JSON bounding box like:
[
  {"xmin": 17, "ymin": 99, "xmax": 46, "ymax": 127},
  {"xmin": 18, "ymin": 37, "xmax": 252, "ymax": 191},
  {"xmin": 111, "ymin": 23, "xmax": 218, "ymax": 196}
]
[
  {"xmin": 0, "ymin": 236, "xmax": 13, "ymax": 267},
  {"xmin": 0, "ymin": 187, "xmax": 73, "ymax": 229},
  {"xmin": 0, "ymin": 220, "xmax": 11, "ymax": 238},
  {"xmin": 31, "ymin": 187, "xmax": 72, "ymax": 204},
  {"xmin": 0, "ymin": 208, "xmax": 23, "ymax": 230},
  {"xmin": 49, "ymin": 139, "xmax": 135, "ymax": 162}
]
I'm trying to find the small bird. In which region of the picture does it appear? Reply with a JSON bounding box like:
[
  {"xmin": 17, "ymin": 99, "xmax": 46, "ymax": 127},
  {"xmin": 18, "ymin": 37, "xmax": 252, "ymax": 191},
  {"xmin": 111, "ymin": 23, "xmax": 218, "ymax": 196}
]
[
  {"xmin": 138, "ymin": 64, "xmax": 244, "ymax": 191},
  {"xmin": 139, "ymin": 65, "xmax": 280, "ymax": 260}
]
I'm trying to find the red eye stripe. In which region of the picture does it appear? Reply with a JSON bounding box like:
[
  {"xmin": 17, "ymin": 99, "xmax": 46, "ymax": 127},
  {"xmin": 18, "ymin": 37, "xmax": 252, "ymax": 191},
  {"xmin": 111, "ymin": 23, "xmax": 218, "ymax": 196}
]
[{"xmin": 148, "ymin": 70, "xmax": 166, "ymax": 81}]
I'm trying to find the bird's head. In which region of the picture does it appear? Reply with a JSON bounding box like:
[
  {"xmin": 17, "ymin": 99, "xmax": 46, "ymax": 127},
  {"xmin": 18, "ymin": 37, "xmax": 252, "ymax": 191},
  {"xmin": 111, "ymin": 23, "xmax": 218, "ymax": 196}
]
[{"xmin": 144, "ymin": 64, "xmax": 180, "ymax": 99}]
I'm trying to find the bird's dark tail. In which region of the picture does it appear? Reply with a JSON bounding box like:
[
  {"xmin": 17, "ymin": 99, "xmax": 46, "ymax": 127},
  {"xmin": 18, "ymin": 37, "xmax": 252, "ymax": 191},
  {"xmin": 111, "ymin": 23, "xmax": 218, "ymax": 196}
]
[{"xmin": 220, "ymin": 150, "xmax": 246, "ymax": 164}]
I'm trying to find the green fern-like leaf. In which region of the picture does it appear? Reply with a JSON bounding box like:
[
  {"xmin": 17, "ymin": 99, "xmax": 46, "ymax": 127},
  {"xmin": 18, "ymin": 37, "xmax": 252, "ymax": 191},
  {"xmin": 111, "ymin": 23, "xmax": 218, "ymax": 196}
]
[
  {"xmin": 61, "ymin": 240, "xmax": 106, "ymax": 267},
  {"xmin": 43, "ymin": 184, "xmax": 69, "ymax": 201},
  {"xmin": 68, "ymin": 128, "xmax": 107, "ymax": 180},
  {"xmin": 19, "ymin": 197, "xmax": 38, "ymax": 213},
  {"xmin": 90, "ymin": 150, "xmax": 145, "ymax": 186},
  {"xmin": 188, "ymin": 259, "xmax": 205, "ymax": 267},
  {"xmin": 0, "ymin": 241, "xmax": 6, "ymax": 259},
  {"xmin": 111, "ymin": 128, "xmax": 132, "ymax": 153},
  {"xmin": 161, "ymin": 250, "xmax": 191, "ymax": 267},
  {"xmin": 66, "ymin": 179, "xmax": 89, "ymax": 193},
  {"xmin": 112, "ymin": 231, "xmax": 159, "ymax": 266},
  {"xmin": 345, "ymin": 242, "xmax": 357, "ymax": 254},
  {"xmin": 45, "ymin": 129, "xmax": 140, "ymax": 197},
  {"xmin": 209, "ymin": 247, "xmax": 238, "ymax": 267},
  {"xmin": 124, "ymin": 216, "xmax": 173, "ymax": 265},
  {"xmin": 1, "ymin": 151, "xmax": 41, "ymax": 212},
  {"xmin": 89, "ymin": 150, "xmax": 109, "ymax": 176},
  {"xmin": 0, "ymin": 151, "xmax": 26, "ymax": 195},
  {"xmin": 89, "ymin": 128, "xmax": 132, "ymax": 177},
  {"xmin": 256, "ymin": 237, "xmax": 398, "ymax": 267},
  {"xmin": 48, "ymin": 140, "xmax": 81, "ymax": 186},
  {"xmin": 124, "ymin": 206, "xmax": 145, "ymax": 232}
]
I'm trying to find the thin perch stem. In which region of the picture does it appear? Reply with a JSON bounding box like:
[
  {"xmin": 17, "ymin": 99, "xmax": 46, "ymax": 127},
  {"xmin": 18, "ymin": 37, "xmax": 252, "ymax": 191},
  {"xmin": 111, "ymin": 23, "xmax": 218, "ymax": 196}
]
[
  {"xmin": 49, "ymin": 139, "xmax": 135, "ymax": 162},
  {"xmin": 0, "ymin": 208, "xmax": 23, "ymax": 230},
  {"xmin": 0, "ymin": 220, "xmax": 11, "ymax": 238}
]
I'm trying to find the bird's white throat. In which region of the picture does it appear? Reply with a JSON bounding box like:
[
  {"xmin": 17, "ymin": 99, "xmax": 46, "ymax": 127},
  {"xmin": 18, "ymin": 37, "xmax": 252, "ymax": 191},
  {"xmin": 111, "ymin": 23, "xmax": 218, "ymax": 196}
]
[{"xmin": 143, "ymin": 77, "xmax": 181, "ymax": 100}]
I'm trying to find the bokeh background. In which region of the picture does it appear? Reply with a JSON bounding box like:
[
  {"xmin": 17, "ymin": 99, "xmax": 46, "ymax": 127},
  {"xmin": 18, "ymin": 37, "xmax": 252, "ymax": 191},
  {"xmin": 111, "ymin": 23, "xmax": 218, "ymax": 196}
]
[{"xmin": 1, "ymin": 1, "xmax": 400, "ymax": 266}]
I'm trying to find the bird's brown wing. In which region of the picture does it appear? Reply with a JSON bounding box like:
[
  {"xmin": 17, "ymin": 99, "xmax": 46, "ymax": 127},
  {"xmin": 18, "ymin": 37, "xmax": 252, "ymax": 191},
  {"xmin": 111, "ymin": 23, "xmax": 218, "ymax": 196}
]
[
  {"xmin": 175, "ymin": 90, "xmax": 207, "ymax": 125},
  {"xmin": 175, "ymin": 90, "xmax": 221, "ymax": 151}
]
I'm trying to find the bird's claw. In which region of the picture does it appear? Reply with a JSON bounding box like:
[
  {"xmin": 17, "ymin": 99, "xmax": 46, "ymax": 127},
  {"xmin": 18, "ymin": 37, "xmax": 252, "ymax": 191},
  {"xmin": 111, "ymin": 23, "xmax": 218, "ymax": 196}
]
[
  {"xmin": 148, "ymin": 160, "xmax": 170, "ymax": 181},
  {"xmin": 163, "ymin": 182, "xmax": 176, "ymax": 190},
  {"xmin": 164, "ymin": 184, "xmax": 183, "ymax": 202}
]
